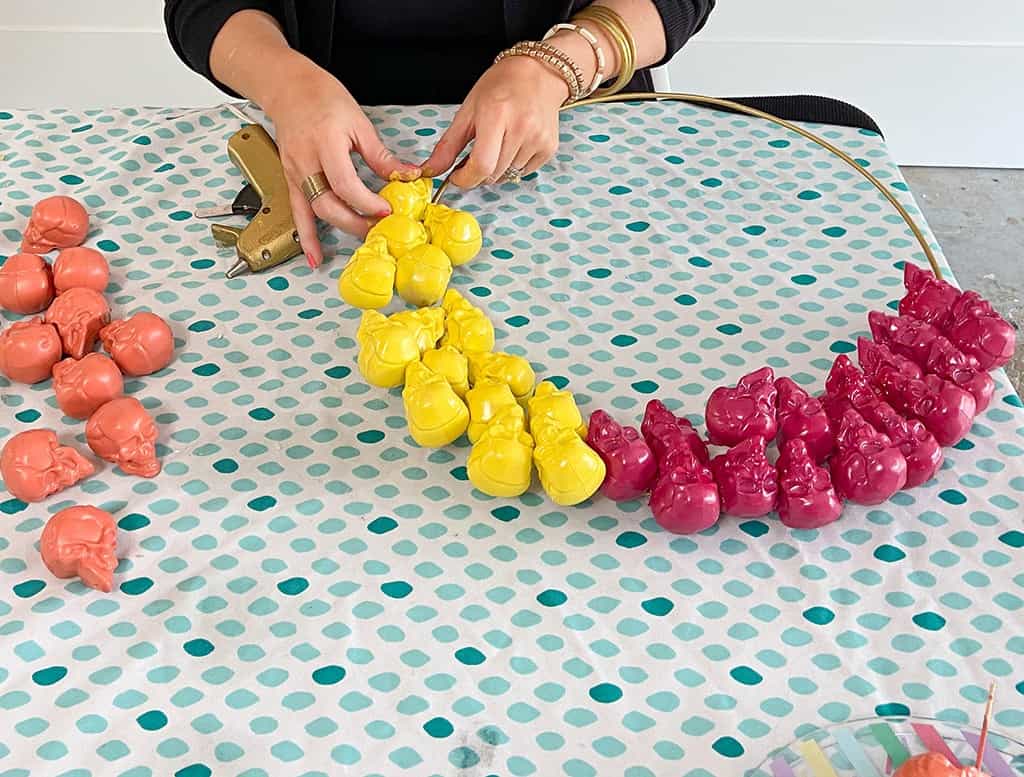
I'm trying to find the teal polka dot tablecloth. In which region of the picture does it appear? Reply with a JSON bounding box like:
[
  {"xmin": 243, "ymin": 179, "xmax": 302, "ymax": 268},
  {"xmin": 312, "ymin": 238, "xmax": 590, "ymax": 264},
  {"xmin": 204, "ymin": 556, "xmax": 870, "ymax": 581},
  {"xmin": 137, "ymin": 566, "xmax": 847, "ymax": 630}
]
[{"xmin": 1, "ymin": 102, "xmax": 1022, "ymax": 777}]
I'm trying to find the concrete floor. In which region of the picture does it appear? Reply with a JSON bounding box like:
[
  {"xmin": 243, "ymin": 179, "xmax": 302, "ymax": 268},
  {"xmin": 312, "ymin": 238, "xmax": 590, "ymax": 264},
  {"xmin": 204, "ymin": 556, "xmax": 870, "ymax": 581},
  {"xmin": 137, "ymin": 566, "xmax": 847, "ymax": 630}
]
[{"xmin": 900, "ymin": 167, "xmax": 1024, "ymax": 393}]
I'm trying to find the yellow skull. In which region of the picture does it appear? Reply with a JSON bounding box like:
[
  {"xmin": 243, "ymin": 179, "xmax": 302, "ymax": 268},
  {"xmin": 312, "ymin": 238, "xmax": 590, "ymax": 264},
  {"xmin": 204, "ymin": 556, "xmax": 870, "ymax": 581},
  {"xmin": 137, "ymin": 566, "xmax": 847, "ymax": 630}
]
[
  {"xmin": 379, "ymin": 177, "xmax": 433, "ymax": 220},
  {"xmin": 468, "ymin": 351, "xmax": 536, "ymax": 405},
  {"xmin": 467, "ymin": 407, "xmax": 534, "ymax": 497},
  {"xmin": 440, "ymin": 289, "xmax": 495, "ymax": 354},
  {"xmin": 389, "ymin": 307, "xmax": 445, "ymax": 353},
  {"xmin": 395, "ymin": 244, "xmax": 452, "ymax": 308},
  {"xmin": 532, "ymin": 417, "xmax": 606, "ymax": 506},
  {"xmin": 366, "ymin": 214, "xmax": 428, "ymax": 259},
  {"xmin": 465, "ymin": 378, "xmax": 522, "ymax": 443},
  {"xmin": 424, "ymin": 204, "xmax": 483, "ymax": 266},
  {"xmin": 527, "ymin": 380, "xmax": 586, "ymax": 437},
  {"xmin": 356, "ymin": 310, "xmax": 420, "ymax": 388},
  {"xmin": 338, "ymin": 234, "xmax": 395, "ymax": 310},
  {"xmin": 422, "ymin": 345, "xmax": 470, "ymax": 397},
  {"xmin": 402, "ymin": 360, "xmax": 470, "ymax": 447}
]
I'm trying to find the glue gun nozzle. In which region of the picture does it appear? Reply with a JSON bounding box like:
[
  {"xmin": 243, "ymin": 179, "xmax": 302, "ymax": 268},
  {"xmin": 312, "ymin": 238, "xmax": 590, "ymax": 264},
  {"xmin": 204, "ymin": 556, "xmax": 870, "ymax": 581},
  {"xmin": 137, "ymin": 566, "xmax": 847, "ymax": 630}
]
[{"xmin": 226, "ymin": 259, "xmax": 249, "ymax": 279}]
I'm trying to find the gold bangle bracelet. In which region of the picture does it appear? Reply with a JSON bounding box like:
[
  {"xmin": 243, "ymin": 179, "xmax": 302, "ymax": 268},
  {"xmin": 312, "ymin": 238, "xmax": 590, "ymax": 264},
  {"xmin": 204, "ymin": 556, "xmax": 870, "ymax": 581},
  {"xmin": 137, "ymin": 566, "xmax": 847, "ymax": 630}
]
[{"xmin": 574, "ymin": 6, "xmax": 637, "ymax": 97}]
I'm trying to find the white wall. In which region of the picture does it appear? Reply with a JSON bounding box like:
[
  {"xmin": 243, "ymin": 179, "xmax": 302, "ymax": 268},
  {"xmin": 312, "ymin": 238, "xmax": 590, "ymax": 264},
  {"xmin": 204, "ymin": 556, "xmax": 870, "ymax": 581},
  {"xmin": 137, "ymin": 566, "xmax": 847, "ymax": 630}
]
[{"xmin": 0, "ymin": 1, "xmax": 1022, "ymax": 167}]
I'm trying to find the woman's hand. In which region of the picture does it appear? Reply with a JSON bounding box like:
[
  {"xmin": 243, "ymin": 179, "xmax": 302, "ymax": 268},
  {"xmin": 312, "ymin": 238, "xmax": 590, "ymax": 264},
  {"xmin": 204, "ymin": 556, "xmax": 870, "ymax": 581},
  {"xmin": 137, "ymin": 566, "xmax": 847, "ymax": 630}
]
[
  {"xmin": 263, "ymin": 54, "xmax": 420, "ymax": 267},
  {"xmin": 424, "ymin": 55, "xmax": 567, "ymax": 188}
]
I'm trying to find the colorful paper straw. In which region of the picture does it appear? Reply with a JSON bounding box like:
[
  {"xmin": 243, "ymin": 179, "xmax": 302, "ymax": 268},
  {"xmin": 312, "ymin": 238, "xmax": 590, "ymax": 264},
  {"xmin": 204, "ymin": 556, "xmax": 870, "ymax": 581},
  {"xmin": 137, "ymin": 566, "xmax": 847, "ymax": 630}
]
[
  {"xmin": 870, "ymin": 722, "xmax": 911, "ymax": 767},
  {"xmin": 770, "ymin": 756, "xmax": 798, "ymax": 777},
  {"xmin": 910, "ymin": 722, "xmax": 961, "ymax": 767},
  {"xmin": 962, "ymin": 730, "xmax": 1017, "ymax": 777},
  {"xmin": 798, "ymin": 740, "xmax": 840, "ymax": 777},
  {"xmin": 835, "ymin": 727, "xmax": 883, "ymax": 777}
]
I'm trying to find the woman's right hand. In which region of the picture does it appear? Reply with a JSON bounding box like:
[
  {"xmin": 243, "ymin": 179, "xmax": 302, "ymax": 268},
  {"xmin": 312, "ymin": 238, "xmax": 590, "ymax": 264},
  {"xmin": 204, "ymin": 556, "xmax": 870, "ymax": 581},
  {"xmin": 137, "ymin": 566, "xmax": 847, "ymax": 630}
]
[{"xmin": 263, "ymin": 54, "xmax": 420, "ymax": 268}]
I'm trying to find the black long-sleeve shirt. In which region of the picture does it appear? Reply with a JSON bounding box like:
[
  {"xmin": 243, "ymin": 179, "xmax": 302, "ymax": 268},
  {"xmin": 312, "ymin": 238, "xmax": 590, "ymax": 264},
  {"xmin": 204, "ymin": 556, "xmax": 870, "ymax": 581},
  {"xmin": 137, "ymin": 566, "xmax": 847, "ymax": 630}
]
[{"xmin": 164, "ymin": 0, "xmax": 715, "ymax": 105}]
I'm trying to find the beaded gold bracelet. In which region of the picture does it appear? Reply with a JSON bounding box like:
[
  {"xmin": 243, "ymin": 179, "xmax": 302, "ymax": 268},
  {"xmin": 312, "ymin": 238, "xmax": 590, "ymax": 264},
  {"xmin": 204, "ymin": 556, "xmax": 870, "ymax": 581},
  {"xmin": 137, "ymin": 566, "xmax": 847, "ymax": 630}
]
[
  {"xmin": 543, "ymin": 22, "xmax": 606, "ymax": 97},
  {"xmin": 494, "ymin": 41, "xmax": 585, "ymax": 104}
]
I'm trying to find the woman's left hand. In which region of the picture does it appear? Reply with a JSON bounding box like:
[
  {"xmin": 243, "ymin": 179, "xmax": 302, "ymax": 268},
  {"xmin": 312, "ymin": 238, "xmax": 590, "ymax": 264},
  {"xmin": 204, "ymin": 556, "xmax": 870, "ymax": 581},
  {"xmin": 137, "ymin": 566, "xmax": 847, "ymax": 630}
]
[{"xmin": 424, "ymin": 55, "xmax": 568, "ymax": 188}]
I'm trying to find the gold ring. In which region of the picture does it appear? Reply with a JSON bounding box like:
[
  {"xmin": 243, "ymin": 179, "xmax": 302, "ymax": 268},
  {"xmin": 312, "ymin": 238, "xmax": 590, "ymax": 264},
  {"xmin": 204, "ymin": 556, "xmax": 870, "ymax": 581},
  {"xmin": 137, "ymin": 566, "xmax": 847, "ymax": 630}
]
[
  {"xmin": 300, "ymin": 172, "xmax": 331, "ymax": 204},
  {"xmin": 502, "ymin": 166, "xmax": 524, "ymax": 184}
]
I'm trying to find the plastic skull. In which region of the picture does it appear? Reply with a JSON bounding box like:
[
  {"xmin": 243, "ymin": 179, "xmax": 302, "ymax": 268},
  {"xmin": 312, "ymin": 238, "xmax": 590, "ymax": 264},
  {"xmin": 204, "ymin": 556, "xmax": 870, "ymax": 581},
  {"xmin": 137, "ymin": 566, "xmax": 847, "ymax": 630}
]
[
  {"xmin": 829, "ymin": 409, "xmax": 907, "ymax": 505},
  {"xmin": 0, "ymin": 429, "xmax": 94, "ymax": 503},
  {"xmin": 467, "ymin": 407, "xmax": 534, "ymax": 498},
  {"xmin": 52, "ymin": 353, "xmax": 124, "ymax": 419},
  {"xmin": 0, "ymin": 318, "xmax": 63, "ymax": 383},
  {"xmin": 53, "ymin": 246, "xmax": 110, "ymax": 294},
  {"xmin": 586, "ymin": 410, "xmax": 657, "ymax": 502},
  {"xmin": 379, "ymin": 177, "xmax": 432, "ymax": 220},
  {"xmin": 648, "ymin": 448, "xmax": 720, "ymax": 534},
  {"xmin": 775, "ymin": 439, "xmax": 843, "ymax": 529},
  {"xmin": 857, "ymin": 336, "xmax": 922, "ymax": 381},
  {"xmin": 899, "ymin": 263, "xmax": 962, "ymax": 326},
  {"xmin": 0, "ymin": 252, "xmax": 55, "ymax": 314},
  {"xmin": 366, "ymin": 214, "xmax": 428, "ymax": 259},
  {"xmin": 466, "ymin": 378, "xmax": 521, "ymax": 443},
  {"xmin": 85, "ymin": 397, "xmax": 160, "ymax": 477},
  {"xmin": 440, "ymin": 289, "xmax": 495, "ymax": 353},
  {"xmin": 401, "ymin": 360, "xmax": 469, "ymax": 447},
  {"xmin": 21, "ymin": 196, "xmax": 89, "ymax": 254},
  {"xmin": 705, "ymin": 366, "xmax": 778, "ymax": 446},
  {"xmin": 945, "ymin": 290, "xmax": 1016, "ymax": 370},
  {"xmin": 710, "ymin": 435, "xmax": 778, "ymax": 518},
  {"xmin": 44, "ymin": 286, "xmax": 110, "ymax": 359},
  {"xmin": 862, "ymin": 401, "xmax": 943, "ymax": 488},
  {"xmin": 868, "ymin": 310, "xmax": 942, "ymax": 367},
  {"xmin": 531, "ymin": 418, "xmax": 606, "ymax": 507},
  {"xmin": 424, "ymin": 203, "xmax": 483, "ymax": 266},
  {"xmin": 99, "ymin": 312, "xmax": 174, "ymax": 376},
  {"xmin": 395, "ymin": 244, "xmax": 453, "ymax": 307},
  {"xmin": 471, "ymin": 352, "xmax": 537, "ymax": 406},
  {"xmin": 922, "ymin": 335, "xmax": 994, "ymax": 413},
  {"xmin": 775, "ymin": 376, "xmax": 833, "ymax": 463},
  {"xmin": 40, "ymin": 505, "xmax": 117, "ymax": 592},
  {"xmin": 640, "ymin": 399, "xmax": 710, "ymax": 466},
  {"xmin": 526, "ymin": 380, "xmax": 586, "ymax": 437},
  {"xmin": 356, "ymin": 310, "xmax": 421, "ymax": 388},
  {"xmin": 338, "ymin": 235, "xmax": 396, "ymax": 310},
  {"xmin": 421, "ymin": 345, "xmax": 469, "ymax": 397},
  {"xmin": 389, "ymin": 307, "xmax": 445, "ymax": 353}
]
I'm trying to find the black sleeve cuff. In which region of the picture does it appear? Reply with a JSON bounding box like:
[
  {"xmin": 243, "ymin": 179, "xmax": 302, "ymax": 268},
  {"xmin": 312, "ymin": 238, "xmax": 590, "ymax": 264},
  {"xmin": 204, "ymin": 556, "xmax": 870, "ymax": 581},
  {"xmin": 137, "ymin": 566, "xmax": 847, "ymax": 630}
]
[
  {"xmin": 164, "ymin": 0, "xmax": 278, "ymax": 98},
  {"xmin": 649, "ymin": 0, "xmax": 716, "ymax": 67}
]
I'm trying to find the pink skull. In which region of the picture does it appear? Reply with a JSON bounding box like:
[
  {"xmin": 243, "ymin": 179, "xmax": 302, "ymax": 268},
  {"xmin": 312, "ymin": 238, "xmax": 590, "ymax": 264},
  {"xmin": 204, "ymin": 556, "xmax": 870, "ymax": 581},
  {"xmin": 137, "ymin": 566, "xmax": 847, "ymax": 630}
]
[
  {"xmin": 21, "ymin": 196, "xmax": 89, "ymax": 254},
  {"xmin": 862, "ymin": 401, "xmax": 943, "ymax": 489},
  {"xmin": 776, "ymin": 439, "xmax": 843, "ymax": 529},
  {"xmin": 100, "ymin": 312, "xmax": 174, "ymax": 376},
  {"xmin": 586, "ymin": 410, "xmax": 657, "ymax": 501},
  {"xmin": 53, "ymin": 246, "xmax": 110, "ymax": 294},
  {"xmin": 899, "ymin": 263, "xmax": 961, "ymax": 326},
  {"xmin": 868, "ymin": 311, "xmax": 942, "ymax": 367},
  {"xmin": 775, "ymin": 376, "xmax": 833, "ymax": 463},
  {"xmin": 829, "ymin": 409, "xmax": 907, "ymax": 505},
  {"xmin": 40, "ymin": 505, "xmax": 118, "ymax": 592},
  {"xmin": 640, "ymin": 399, "xmax": 710, "ymax": 466},
  {"xmin": 52, "ymin": 353, "xmax": 125, "ymax": 419},
  {"xmin": 44, "ymin": 287, "xmax": 110, "ymax": 359},
  {"xmin": 0, "ymin": 429, "xmax": 94, "ymax": 503},
  {"xmin": 0, "ymin": 318, "xmax": 63, "ymax": 384},
  {"xmin": 922, "ymin": 335, "xmax": 994, "ymax": 413},
  {"xmin": 648, "ymin": 448, "xmax": 720, "ymax": 534},
  {"xmin": 945, "ymin": 290, "xmax": 1016, "ymax": 370},
  {"xmin": 86, "ymin": 397, "xmax": 160, "ymax": 477},
  {"xmin": 705, "ymin": 366, "xmax": 778, "ymax": 446},
  {"xmin": 0, "ymin": 253, "xmax": 55, "ymax": 314},
  {"xmin": 710, "ymin": 435, "xmax": 778, "ymax": 518}
]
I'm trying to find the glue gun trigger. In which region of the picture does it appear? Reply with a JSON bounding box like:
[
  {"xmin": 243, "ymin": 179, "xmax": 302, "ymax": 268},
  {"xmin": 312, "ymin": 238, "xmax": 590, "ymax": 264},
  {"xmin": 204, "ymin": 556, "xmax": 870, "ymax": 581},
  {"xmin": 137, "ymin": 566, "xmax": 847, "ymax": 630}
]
[{"xmin": 193, "ymin": 183, "xmax": 262, "ymax": 219}]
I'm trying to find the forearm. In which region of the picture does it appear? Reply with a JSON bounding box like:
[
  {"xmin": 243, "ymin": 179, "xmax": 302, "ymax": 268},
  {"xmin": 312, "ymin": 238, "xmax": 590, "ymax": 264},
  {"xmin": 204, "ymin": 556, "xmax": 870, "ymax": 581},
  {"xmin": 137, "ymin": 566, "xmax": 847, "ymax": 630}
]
[{"xmin": 209, "ymin": 10, "xmax": 316, "ymax": 114}]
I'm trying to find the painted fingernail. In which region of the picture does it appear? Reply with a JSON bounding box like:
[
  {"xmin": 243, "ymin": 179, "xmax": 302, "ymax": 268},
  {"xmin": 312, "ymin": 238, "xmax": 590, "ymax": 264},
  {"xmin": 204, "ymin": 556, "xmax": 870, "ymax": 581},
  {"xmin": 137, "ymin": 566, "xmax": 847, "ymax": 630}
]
[
  {"xmin": 376, "ymin": 210, "xmax": 391, "ymax": 219},
  {"xmin": 420, "ymin": 166, "xmax": 436, "ymax": 178}
]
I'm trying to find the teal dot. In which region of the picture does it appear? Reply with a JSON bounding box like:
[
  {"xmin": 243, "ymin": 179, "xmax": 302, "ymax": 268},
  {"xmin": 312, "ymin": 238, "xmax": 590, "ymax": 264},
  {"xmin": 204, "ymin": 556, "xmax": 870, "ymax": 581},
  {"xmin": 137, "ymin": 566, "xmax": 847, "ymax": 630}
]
[
  {"xmin": 717, "ymin": 324, "xmax": 741, "ymax": 335},
  {"xmin": 626, "ymin": 221, "xmax": 649, "ymax": 232},
  {"xmin": 189, "ymin": 319, "xmax": 215, "ymax": 332},
  {"xmin": 60, "ymin": 174, "xmax": 84, "ymax": 184},
  {"xmin": 2, "ymin": 498, "xmax": 28, "ymax": 515},
  {"xmin": 133, "ymin": 136, "xmax": 151, "ymax": 145},
  {"xmin": 381, "ymin": 581, "xmax": 412, "ymax": 599},
  {"xmin": 730, "ymin": 666, "xmax": 763, "ymax": 685},
  {"xmin": 470, "ymin": 286, "xmax": 491, "ymax": 297},
  {"xmin": 550, "ymin": 218, "xmax": 571, "ymax": 228},
  {"xmin": 455, "ymin": 647, "xmax": 485, "ymax": 666},
  {"xmin": 874, "ymin": 545, "xmax": 906, "ymax": 562},
  {"xmin": 588, "ymin": 268, "xmax": 611, "ymax": 279},
  {"xmin": 675, "ymin": 294, "xmax": 697, "ymax": 306},
  {"xmin": 190, "ymin": 259, "xmax": 214, "ymax": 271},
  {"xmin": 631, "ymin": 380, "xmax": 659, "ymax": 394},
  {"xmin": 913, "ymin": 612, "xmax": 946, "ymax": 631},
  {"xmin": 641, "ymin": 598, "xmax": 673, "ymax": 616},
  {"xmin": 701, "ymin": 178, "xmax": 723, "ymax": 188},
  {"xmin": 213, "ymin": 459, "xmax": 238, "ymax": 474},
  {"xmin": 451, "ymin": 466, "xmax": 468, "ymax": 480},
  {"xmin": 15, "ymin": 409, "xmax": 40, "ymax": 423},
  {"xmin": 939, "ymin": 490, "xmax": 967, "ymax": 506},
  {"xmin": 617, "ymin": 532, "xmax": 646, "ymax": 548},
  {"xmin": 823, "ymin": 227, "xmax": 847, "ymax": 238},
  {"xmin": 137, "ymin": 710, "xmax": 168, "ymax": 730},
  {"xmin": 325, "ymin": 366, "xmax": 351, "ymax": 379},
  {"xmin": 589, "ymin": 683, "xmax": 622, "ymax": 703},
  {"xmin": 612, "ymin": 334, "xmax": 637, "ymax": 347},
  {"xmin": 120, "ymin": 577, "xmax": 154, "ymax": 595},
  {"xmin": 769, "ymin": 139, "xmax": 790, "ymax": 148},
  {"xmin": 249, "ymin": 408, "xmax": 274, "ymax": 420},
  {"xmin": 792, "ymin": 274, "xmax": 817, "ymax": 286},
  {"xmin": 875, "ymin": 702, "xmax": 910, "ymax": 717},
  {"xmin": 32, "ymin": 666, "xmax": 67, "ymax": 686},
  {"xmin": 357, "ymin": 430, "xmax": 385, "ymax": 443},
  {"xmin": 175, "ymin": 766, "xmax": 211, "ymax": 777},
  {"xmin": 492, "ymin": 249, "xmax": 513, "ymax": 259},
  {"xmin": 506, "ymin": 315, "xmax": 529, "ymax": 327},
  {"xmin": 170, "ymin": 210, "xmax": 191, "ymax": 221},
  {"xmin": 193, "ymin": 363, "xmax": 219, "ymax": 376},
  {"xmin": 123, "ymin": 515, "xmax": 152, "ymax": 532},
  {"xmin": 492, "ymin": 506, "xmax": 520, "ymax": 522},
  {"xmin": 999, "ymin": 530, "xmax": 1024, "ymax": 548},
  {"xmin": 312, "ymin": 665, "xmax": 346, "ymax": 685},
  {"xmin": 14, "ymin": 580, "xmax": 46, "ymax": 598},
  {"xmin": 740, "ymin": 521, "xmax": 769, "ymax": 538},
  {"xmin": 248, "ymin": 495, "xmax": 276, "ymax": 511},
  {"xmin": 830, "ymin": 341, "xmax": 855, "ymax": 354},
  {"xmin": 97, "ymin": 239, "xmax": 119, "ymax": 251},
  {"xmin": 689, "ymin": 257, "xmax": 711, "ymax": 268},
  {"xmin": 803, "ymin": 607, "xmax": 836, "ymax": 625},
  {"xmin": 712, "ymin": 736, "xmax": 744, "ymax": 757},
  {"xmin": 609, "ymin": 185, "xmax": 631, "ymax": 194},
  {"xmin": 267, "ymin": 277, "xmax": 288, "ymax": 290},
  {"xmin": 184, "ymin": 639, "xmax": 214, "ymax": 657},
  {"xmin": 368, "ymin": 517, "xmax": 398, "ymax": 534},
  {"xmin": 424, "ymin": 717, "xmax": 454, "ymax": 738},
  {"xmin": 278, "ymin": 577, "xmax": 309, "ymax": 596},
  {"xmin": 798, "ymin": 190, "xmax": 821, "ymax": 200},
  {"xmin": 537, "ymin": 590, "xmax": 567, "ymax": 607}
]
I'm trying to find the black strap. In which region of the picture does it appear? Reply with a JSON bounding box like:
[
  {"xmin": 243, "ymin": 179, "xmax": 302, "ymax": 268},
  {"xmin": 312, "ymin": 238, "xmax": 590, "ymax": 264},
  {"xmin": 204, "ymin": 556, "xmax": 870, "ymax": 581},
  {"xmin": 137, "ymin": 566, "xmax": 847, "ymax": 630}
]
[{"xmin": 716, "ymin": 95, "xmax": 883, "ymax": 136}]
